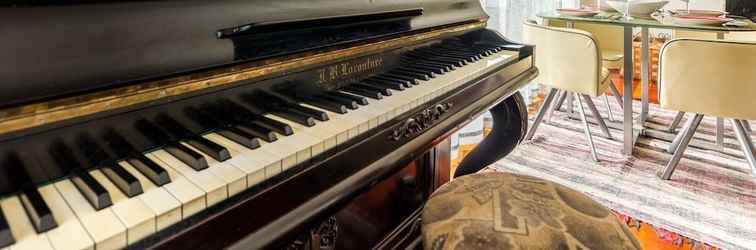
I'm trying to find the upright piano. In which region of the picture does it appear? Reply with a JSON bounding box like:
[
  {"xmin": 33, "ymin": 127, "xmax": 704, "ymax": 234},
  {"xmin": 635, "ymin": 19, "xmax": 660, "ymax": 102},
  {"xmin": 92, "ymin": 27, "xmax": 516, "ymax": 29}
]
[{"xmin": 0, "ymin": 0, "xmax": 536, "ymax": 249}]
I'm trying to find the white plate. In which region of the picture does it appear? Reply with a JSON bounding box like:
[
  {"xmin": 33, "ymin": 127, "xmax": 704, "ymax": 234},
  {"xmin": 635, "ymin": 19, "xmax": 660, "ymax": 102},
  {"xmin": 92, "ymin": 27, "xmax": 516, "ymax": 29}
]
[
  {"xmin": 557, "ymin": 9, "xmax": 600, "ymax": 17},
  {"xmin": 672, "ymin": 16, "xmax": 733, "ymax": 26},
  {"xmin": 675, "ymin": 9, "xmax": 727, "ymax": 17}
]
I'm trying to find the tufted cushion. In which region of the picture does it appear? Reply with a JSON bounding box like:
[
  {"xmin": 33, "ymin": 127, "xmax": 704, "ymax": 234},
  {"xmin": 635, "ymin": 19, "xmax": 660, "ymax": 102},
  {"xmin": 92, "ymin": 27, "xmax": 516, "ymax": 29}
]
[{"xmin": 421, "ymin": 172, "xmax": 641, "ymax": 250}]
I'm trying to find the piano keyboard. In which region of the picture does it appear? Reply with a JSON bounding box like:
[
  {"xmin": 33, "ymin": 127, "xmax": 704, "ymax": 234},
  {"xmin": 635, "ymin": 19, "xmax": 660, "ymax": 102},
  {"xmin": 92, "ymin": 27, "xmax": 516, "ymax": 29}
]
[{"xmin": 0, "ymin": 41, "xmax": 518, "ymax": 250}]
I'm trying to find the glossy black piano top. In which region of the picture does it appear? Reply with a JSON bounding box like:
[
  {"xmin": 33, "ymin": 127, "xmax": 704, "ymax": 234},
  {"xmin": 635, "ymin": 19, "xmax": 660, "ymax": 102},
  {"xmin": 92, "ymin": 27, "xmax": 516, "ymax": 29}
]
[{"xmin": 0, "ymin": 0, "xmax": 489, "ymax": 108}]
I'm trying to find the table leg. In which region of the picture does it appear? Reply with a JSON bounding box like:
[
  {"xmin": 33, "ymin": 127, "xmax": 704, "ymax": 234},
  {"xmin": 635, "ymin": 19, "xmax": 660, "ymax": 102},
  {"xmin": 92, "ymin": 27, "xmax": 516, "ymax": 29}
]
[
  {"xmin": 564, "ymin": 21, "xmax": 578, "ymax": 119},
  {"xmin": 640, "ymin": 27, "xmax": 650, "ymax": 124},
  {"xmin": 623, "ymin": 26, "xmax": 635, "ymax": 155}
]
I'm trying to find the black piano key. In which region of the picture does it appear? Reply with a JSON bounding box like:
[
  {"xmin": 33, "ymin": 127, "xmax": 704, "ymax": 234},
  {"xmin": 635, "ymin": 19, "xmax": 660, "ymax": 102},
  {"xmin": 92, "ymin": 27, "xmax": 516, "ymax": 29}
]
[
  {"xmin": 388, "ymin": 69, "xmax": 430, "ymax": 81},
  {"xmin": 251, "ymin": 115, "xmax": 294, "ymax": 136},
  {"xmin": 100, "ymin": 162, "xmax": 142, "ymax": 197},
  {"xmin": 103, "ymin": 130, "xmax": 171, "ymax": 186},
  {"xmin": 3, "ymin": 154, "xmax": 57, "ymax": 233},
  {"xmin": 363, "ymin": 78, "xmax": 405, "ymax": 91},
  {"xmin": 415, "ymin": 61, "xmax": 453, "ymax": 71},
  {"xmin": 415, "ymin": 50, "xmax": 473, "ymax": 63},
  {"xmin": 0, "ymin": 208, "xmax": 13, "ymax": 248},
  {"xmin": 156, "ymin": 115, "xmax": 231, "ymax": 162},
  {"xmin": 190, "ymin": 105, "xmax": 263, "ymax": 148},
  {"xmin": 317, "ymin": 94, "xmax": 360, "ymax": 109},
  {"xmin": 374, "ymin": 74, "xmax": 417, "ymax": 86},
  {"xmin": 302, "ymin": 97, "xmax": 348, "ymax": 114},
  {"xmin": 353, "ymin": 83, "xmax": 392, "ymax": 96},
  {"xmin": 270, "ymin": 108, "xmax": 316, "ymax": 127},
  {"xmin": 396, "ymin": 67, "xmax": 435, "ymax": 78},
  {"xmin": 184, "ymin": 136, "xmax": 231, "ymax": 162},
  {"xmin": 405, "ymin": 62, "xmax": 449, "ymax": 73},
  {"xmin": 341, "ymin": 86, "xmax": 383, "ymax": 100},
  {"xmin": 327, "ymin": 91, "xmax": 369, "ymax": 105},
  {"xmin": 76, "ymin": 134, "xmax": 144, "ymax": 197},
  {"xmin": 135, "ymin": 119, "xmax": 173, "ymax": 145},
  {"xmin": 405, "ymin": 51, "xmax": 466, "ymax": 66},
  {"xmin": 216, "ymin": 126, "xmax": 262, "ymax": 149},
  {"xmin": 50, "ymin": 142, "xmax": 112, "ymax": 210},
  {"xmin": 285, "ymin": 103, "xmax": 329, "ymax": 121},
  {"xmin": 184, "ymin": 106, "xmax": 223, "ymax": 131},
  {"xmin": 19, "ymin": 188, "xmax": 57, "ymax": 233},
  {"xmin": 236, "ymin": 123, "xmax": 277, "ymax": 143},
  {"xmin": 402, "ymin": 64, "xmax": 445, "ymax": 75},
  {"xmin": 216, "ymin": 99, "xmax": 294, "ymax": 136},
  {"xmin": 164, "ymin": 142, "xmax": 208, "ymax": 171},
  {"xmin": 412, "ymin": 59, "xmax": 457, "ymax": 71},
  {"xmin": 126, "ymin": 154, "xmax": 171, "ymax": 186},
  {"xmin": 70, "ymin": 170, "xmax": 112, "ymax": 210}
]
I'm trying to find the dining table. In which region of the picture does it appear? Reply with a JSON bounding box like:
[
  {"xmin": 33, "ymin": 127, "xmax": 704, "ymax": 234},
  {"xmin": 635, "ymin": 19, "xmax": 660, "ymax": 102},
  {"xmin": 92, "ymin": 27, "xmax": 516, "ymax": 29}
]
[{"xmin": 536, "ymin": 10, "xmax": 756, "ymax": 155}]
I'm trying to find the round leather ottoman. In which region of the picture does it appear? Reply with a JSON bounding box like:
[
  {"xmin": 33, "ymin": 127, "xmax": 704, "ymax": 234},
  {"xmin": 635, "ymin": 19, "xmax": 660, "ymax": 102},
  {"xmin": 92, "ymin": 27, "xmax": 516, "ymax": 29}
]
[{"xmin": 421, "ymin": 172, "xmax": 641, "ymax": 250}]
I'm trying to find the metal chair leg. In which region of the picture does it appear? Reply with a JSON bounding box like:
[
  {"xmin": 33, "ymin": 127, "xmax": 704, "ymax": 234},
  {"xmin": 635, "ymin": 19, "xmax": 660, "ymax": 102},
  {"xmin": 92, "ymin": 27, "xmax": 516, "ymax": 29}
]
[
  {"xmin": 667, "ymin": 111, "xmax": 685, "ymax": 133},
  {"xmin": 525, "ymin": 88, "xmax": 559, "ymax": 140},
  {"xmin": 741, "ymin": 120, "xmax": 752, "ymax": 134},
  {"xmin": 667, "ymin": 115, "xmax": 696, "ymax": 153},
  {"xmin": 659, "ymin": 114, "xmax": 704, "ymax": 180},
  {"xmin": 576, "ymin": 93, "xmax": 599, "ymax": 162},
  {"xmin": 603, "ymin": 95, "xmax": 615, "ymax": 122},
  {"xmin": 583, "ymin": 94, "xmax": 613, "ymax": 140},
  {"xmin": 732, "ymin": 119, "xmax": 756, "ymax": 176},
  {"xmin": 547, "ymin": 90, "xmax": 566, "ymax": 123},
  {"xmin": 608, "ymin": 80, "xmax": 623, "ymax": 108},
  {"xmin": 716, "ymin": 118, "xmax": 725, "ymax": 149}
]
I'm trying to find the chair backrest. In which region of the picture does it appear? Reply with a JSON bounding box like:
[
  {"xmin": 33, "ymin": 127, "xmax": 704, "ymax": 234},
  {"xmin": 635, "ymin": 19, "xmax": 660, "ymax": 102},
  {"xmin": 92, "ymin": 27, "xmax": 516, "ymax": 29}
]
[
  {"xmin": 522, "ymin": 20, "xmax": 604, "ymax": 96},
  {"xmin": 549, "ymin": 20, "xmax": 624, "ymax": 53},
  {"xmin": 659, "ymin": 38, "xmax": 756, "ymax": 120}
]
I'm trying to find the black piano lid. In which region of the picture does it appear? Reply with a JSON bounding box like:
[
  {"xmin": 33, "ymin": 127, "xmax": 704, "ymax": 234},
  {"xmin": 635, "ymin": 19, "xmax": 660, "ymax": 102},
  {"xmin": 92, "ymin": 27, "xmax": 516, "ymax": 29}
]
[{"xmin": 0, "ymin": 0, "xmax": 488, "ymax": 108}]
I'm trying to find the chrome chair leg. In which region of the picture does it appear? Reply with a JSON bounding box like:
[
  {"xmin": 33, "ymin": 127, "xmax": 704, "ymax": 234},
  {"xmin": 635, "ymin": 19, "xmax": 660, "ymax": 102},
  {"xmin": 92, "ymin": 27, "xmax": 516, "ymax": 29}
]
[
  {"xmin": 659, "ymin": 114, "xmax": 704, "ymax": 180},
  {"xmin": 583, "ymin": 94, "xmax": 613, "ymax": 140},
  {"xmin": 667, "ymin": 111, "xmax": 685, "ymax": 132},
  {"xmin": 667, "ymin": 115, "xmax": 696, "ymax": 154},
  {"xmin": 741, "ymin": 120, "xmax": 752, "ymax": 134},
  {"xmin": 547, "ymin": 90, "xmax": 566, "ymax": 123},
  {"xmin": 732, "ymin": 119, "xmax": 756, "ymax": 176},
  {"xmin": 525, "ymin": 88, "xmax": 559, "ymax": 140},
  {"xmin": 608, "ymin": 81, "xmax": 623, "ymax": 108},
  {"xmin": 576, "ymin": 93, "xmax": 599, "ymax": 162},
  {"xmin": 603, "ymin": 95, "xmax": 615, "ymax": 122},
  {"xmin": 565, "ymin": 92, "xmax": 575, "ymax": 116},
  {"xmin": 716, "ymin": 118, "xmax": 725, "ymax": 149}
]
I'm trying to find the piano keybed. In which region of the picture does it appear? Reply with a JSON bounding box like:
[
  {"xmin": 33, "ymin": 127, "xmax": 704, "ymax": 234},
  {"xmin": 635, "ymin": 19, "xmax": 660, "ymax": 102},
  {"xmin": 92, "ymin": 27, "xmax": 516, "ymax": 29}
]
[{"xmin": 0, "ymin": 38, "xmax": 523, "ymax": 250}]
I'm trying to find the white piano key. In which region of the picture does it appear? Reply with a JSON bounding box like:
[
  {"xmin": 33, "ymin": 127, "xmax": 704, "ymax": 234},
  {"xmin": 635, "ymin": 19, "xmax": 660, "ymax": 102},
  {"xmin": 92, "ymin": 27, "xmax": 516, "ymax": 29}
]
[
  {"xmin": 89, "ymin": 170, "xmax": 155, "ymax": 244},
  {"xmin": 203, "ymin": 133, "xmax": 283, "ymax": 183},
  {"xmin": 182, "ymin": 143, "xmax": 246, "ymax": 197},
  {"xmin": 263, "ymin": 114, "xmax": 321, "ymax": 167},
  {"xmin": 54, "ymin": 180, "xmax": 127, "ymax": 250},
  {"xmin": 118, "ymin": 161, "xmax": 181, "ymax": 231},
  {"xmin": 203, "ymin": 134, "xmax": 269, "ymax": 187},
  {"xmin": 37, "ymin": 184, "xmax": 94, "ymax": 250},
  {"xmin": 144, "ymin": 154, "xmax": 206, "ymax": 219},
  {"xmin": 149, "ymin": 150, "xmax": 227, "ymax": 207},
  {"xmin": 0, "ymin": 196, "xmax": 53, "ymax": 250}
]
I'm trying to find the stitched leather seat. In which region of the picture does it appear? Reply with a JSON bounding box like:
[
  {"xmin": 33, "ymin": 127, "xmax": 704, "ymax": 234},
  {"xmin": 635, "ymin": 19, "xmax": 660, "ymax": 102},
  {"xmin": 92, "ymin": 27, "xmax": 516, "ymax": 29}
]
[{"xmin": 421, "ymin": 172, "xmax": 641, "ymax": 250}]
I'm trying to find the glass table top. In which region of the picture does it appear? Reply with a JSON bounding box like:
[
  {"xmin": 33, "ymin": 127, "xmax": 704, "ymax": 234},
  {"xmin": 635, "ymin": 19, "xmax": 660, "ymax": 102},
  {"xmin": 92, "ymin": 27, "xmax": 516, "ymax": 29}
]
[{"xmin": 538, "ymin": 11, "xmax": 756, "ymax": 32}]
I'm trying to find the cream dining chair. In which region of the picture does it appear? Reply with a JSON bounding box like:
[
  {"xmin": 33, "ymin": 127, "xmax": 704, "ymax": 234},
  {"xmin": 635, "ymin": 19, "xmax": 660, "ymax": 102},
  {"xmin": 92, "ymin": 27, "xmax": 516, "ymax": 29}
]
[
  {"xmin": 657, "ymin": 38, "xmax": 756, "ymax": 180},
  {"xmin": 523, "ymin": 20, "xmax": 622, "ymax": 162},
  {"xmin": 665, "ymin": 31, "xmax": 753, "ymax": 153},
  {"xmin": 546, "ymin": 20, "xmax": 624, "ymax": 121}
]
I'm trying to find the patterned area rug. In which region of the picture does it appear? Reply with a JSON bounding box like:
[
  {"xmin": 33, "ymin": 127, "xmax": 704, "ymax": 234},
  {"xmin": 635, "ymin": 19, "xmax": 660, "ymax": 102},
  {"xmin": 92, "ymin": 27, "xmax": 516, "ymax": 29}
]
[{"xmin": 491, "ymin": 98, "xmax": 756, "ymax": 250}]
